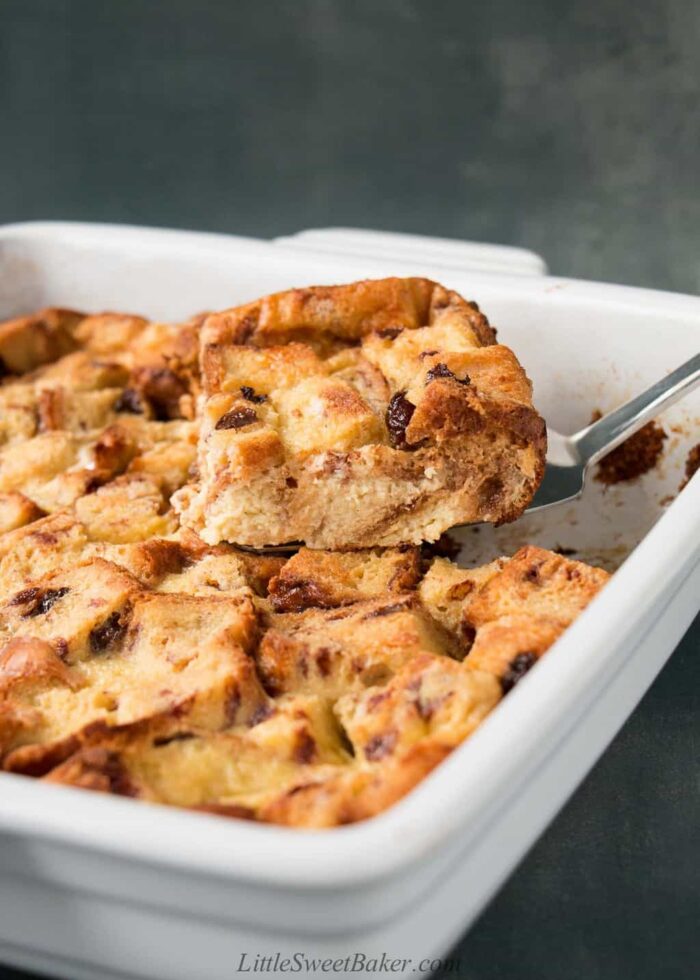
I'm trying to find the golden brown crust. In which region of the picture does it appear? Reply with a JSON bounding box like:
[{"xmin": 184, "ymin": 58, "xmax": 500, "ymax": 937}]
[
  {"xmin": 335, "ymin": 653, "xmax": 502, "ymax": 763},
  {"xmin": 44, "ymin": 746, "xmax": 142, "ymax": 797},
  {"xmin": 176, "ymin": 278, "xmax": 545, "ymax": 548},
  {"xmin": 0, "ymin": 308, "xmax": 83, "ymax": 375},
  {"xmin": 0, "ymin": 637, "xmax": 79, "ymax": 695},
  {"xmin": 0, "ymin": 492, "xmax": 45, "ymax": 534},
  {"xmin": 0, "ymin": 517, "xmax": 609, "ymax": 825},
  {"xmin": 260, "ymin": 741, "xmax": 453, "ymax": 828},
  {"xmin": 463, "ymin": 545, "xmax": 609, "ymax": 629},
  {"xmin": 268, "ymin": 546, "xmax": 422, "ymax": 612},
  {"xmin": 0, "ymin": 300, "xmax": 609, "ymax": 829},
  {"xmin": 464, "ymin": 615, "xmax": 564, "ymax": 692}
]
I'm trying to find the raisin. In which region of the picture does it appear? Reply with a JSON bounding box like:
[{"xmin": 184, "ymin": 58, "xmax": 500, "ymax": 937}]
[
  {"xmin": 269, "ymin": 578, "xmax": 332, "ymax": 613},
  {"xmin": 426, "ymin": 362, "xmax": 454, "ymax": 381},
  {"xmin": 90, "ymin": 749, "xmax": 139, "ymax": 797},
  {"xmin": 240, "ymin": 385, "xmax": 267, "ymax": 404},
  {"xmin": 54, "ymin": 638, "xmax": 69, "ymax": 661},
  {"xmin": 23, "ymin": 587, "xmax": 70, "ymax": 618},
  {"xmin": 364, "ymin": 731, "xmax": 397, "ymax": 761},
  {"xmin": 425, "ymin": 362, "xmax": 471, "ymax": 386},
  {"xmin": 10, "ymin": 587, "xmax": 39, "ymax": 607},
  {"xmin": 215, "ymin": 406, "xmax": 258, "ymax": 430},
  {"xmin": 524, "ymin": 564, "xmax": 543, "ymax": 584},
  {"xmin": 461, "ymin": 622, "xmax": 477, "ymax": 649},
  {"xmin": 293, "ymin": 731, "xmax": 317, "ymax": 764},
  {"xmin": 248, "ymin": 703, "xmax": 275, "ymax": 728},
  {"xmin": 375, "ymin": 326, "xmax": 403, "ymax": 339},
  {"xmin": 84, "ymin": 475, "xmax": 103, "ymax": 494},
  {"xmin": 113, "ymin": 388, "xmax": 144, "ymax": 414},
  {"xmin": 501, "ymin": 652, "xmax": 538, "ymax": 694},
  {"xmin": 89, "ymin": 611, "xmax": 128, "ymax": 653},
  {"xmin": 316, "ymin": 648, "xmax": 332, "ymax": 677},
  {"xmin": 134, "ymin": 367, "xmax": 188, "ymax": 421},
  {"xmin": 386, "ymin": 392, "xmax": 416, "ymax": 449},
  {"xmin": 225, "ymin": 686, "xmax": 241, "ymax": 723}
]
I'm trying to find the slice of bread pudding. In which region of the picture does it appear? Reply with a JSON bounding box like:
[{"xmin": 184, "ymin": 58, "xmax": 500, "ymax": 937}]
[{"xmin": 175, "ymin": 278, "xmax": 546, "ymax": 548}]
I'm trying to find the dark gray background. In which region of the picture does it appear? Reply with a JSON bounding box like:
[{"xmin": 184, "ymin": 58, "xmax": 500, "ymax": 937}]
[{"xmin": 1, "ymin": 2, "xmax": 698, "ymax": 979}]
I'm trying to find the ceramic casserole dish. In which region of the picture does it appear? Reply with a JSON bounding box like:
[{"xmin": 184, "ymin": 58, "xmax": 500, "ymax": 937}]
[{"xmin": 0, "ymin": 222, "xmax": 698, "ymax": 980}]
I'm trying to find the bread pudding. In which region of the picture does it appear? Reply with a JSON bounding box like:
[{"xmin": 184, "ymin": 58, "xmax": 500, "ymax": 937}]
[
  {"xmin": 0, "ymin": 297, "xmax": 608, "ymax": 828},
  {"xmin": 174, "ymin": 278, "xmax": 546, "ymax": 548}
]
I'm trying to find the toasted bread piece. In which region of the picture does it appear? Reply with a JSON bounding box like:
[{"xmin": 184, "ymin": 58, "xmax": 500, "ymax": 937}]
[
  {"xmin": 463, "ymin": 545, "xmax": 610, "ymax": 629},
  {"xmin": 418, "ymin": 555, "xmax": 506, "ymax": 636},
  {"xmin": 0, "ymin": 492, "xmax": 44, "ymax": 534},
  {"xmin": 267, "ymin": 546, "xmax": 422, "ymax": 612},
  {"xmin": 0, "ymin": 308, "xmax": 83, "ymax": 375},
  {"xmin": 335, "ymin": 653, "xmax": 501, "ymax": 762},
  {"xmin": 464, "ymin": 615, "xmax": 564, "ymax": 693},
  {"xmin": 42, "ymin": 699, "xmax": 346, "ymax": 812},
  {"xmin": 257, "ymin": 593, "xmax": 459, "ymax": 701},
  {"xmin": 260, "ymin": 741, "xmax": 453, "ymax": 828}
]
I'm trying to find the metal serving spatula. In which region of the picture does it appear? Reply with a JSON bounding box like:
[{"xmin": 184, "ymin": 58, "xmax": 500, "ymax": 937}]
[
  {"xmin": 527, "ymin": 351, "xmax": 700, "ymax": 513},
  {"xmin": 237, "ymin": 352, "xmax": 700, "ymax": 554}
]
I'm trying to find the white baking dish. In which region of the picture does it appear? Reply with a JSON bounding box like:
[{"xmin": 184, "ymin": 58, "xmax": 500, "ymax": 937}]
[{"xmin": 0, "ymin": 222, "xmax": 698, "ymax": 980}]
